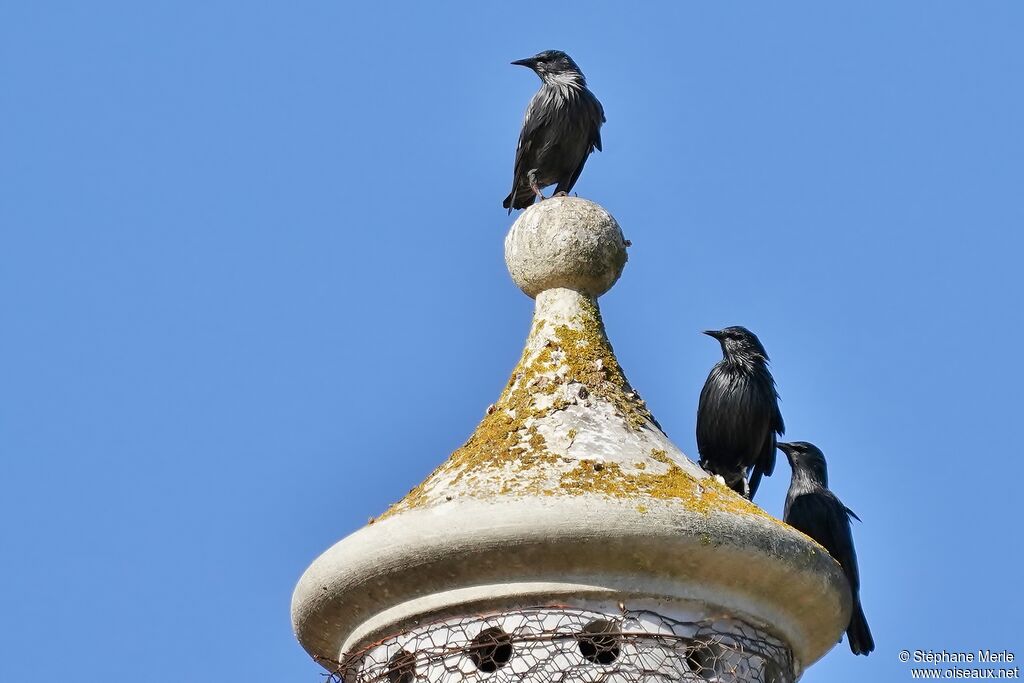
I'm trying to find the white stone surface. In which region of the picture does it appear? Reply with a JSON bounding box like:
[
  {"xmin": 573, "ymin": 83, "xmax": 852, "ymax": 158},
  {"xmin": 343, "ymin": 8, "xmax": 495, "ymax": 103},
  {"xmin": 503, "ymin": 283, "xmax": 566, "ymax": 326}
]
[
  {"xmin": 505, "ymin": 197, "xmax": 627, "ymax": 299},
  {"xmin": 377, "ymin": 286, "xmax": 706, "ymax": 516},
  {"xmin": 293, "ymin": 495, "xmax": 849, "ymax": 675}
]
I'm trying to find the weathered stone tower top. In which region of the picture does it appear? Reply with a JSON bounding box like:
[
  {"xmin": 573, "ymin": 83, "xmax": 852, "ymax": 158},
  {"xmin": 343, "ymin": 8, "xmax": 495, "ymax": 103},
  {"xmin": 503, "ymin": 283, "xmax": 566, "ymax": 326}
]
[{"xmin": 291, "ymin": 197, "xmax": 850, "ymax": 683}]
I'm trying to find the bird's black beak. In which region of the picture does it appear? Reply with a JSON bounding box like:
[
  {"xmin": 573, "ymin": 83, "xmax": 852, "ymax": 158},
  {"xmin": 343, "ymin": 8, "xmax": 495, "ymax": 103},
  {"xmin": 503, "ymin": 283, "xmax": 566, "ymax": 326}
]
[
  {"xmin": 511, "ymin": 57, "xmax": 538, "ymax": 68},
  {"xmin": 776, "ymin": 442, "xmax": 796, "ymax": 464},
  {"xmin": 703, "ymin": 330, "xmax": 723, "ymax": 340}
]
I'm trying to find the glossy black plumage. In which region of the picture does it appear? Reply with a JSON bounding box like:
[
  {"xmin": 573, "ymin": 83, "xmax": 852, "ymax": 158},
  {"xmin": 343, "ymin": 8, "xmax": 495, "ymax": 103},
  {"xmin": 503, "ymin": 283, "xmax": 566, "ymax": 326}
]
[
  {"xmin": 696, "ymin": 326, "xmax": 784, "ymax": 499},
  {"xmin": 780, "ymin": 441, "xmax": 874, "ymax": 656},
  {"xmin": 503, "ymin": 50, "xmax": 605, "ymax": 213}
]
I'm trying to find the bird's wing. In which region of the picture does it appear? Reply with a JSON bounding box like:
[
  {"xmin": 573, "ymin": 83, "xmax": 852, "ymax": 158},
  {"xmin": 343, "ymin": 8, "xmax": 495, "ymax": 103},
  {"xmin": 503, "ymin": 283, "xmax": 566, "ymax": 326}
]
[
  {"xmin": 747, "ymin": 427, "xmax": 774, "ymax": 499},
  {"xmin": 504, "ymin": 91, "xmax": 555, "ymax": 211},
  {"xmin": 771, "ymin": 383, "xmax": 785, "ymax": 436},
  {"xmin": 748, "ymin": 370, "xmax": 785, "ymax": 497},
  {"xmin": 755, "ymin": 372, "xmax": 784, "ymax": 469},
  {"xmin": 589, "ymin": 89, "xmax": 605, "ymax": 152},
  {"xmin": 788, "ymin": 491, "xmax": 861, "ymax": 592},
  {"xmin": 560, "ymin": 91, "xmax": 605, "ymax": 195},
  {"xmin": 509, "ymin": 91, "xmax": 549, "ymax": 188}
]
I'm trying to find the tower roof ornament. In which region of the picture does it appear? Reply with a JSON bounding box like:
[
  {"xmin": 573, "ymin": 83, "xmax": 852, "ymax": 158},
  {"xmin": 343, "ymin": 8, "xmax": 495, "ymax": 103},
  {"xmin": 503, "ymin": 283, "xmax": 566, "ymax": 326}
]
[{"xmin": 292, "ymin": 197, "xmax": 850, "ymax": 682}]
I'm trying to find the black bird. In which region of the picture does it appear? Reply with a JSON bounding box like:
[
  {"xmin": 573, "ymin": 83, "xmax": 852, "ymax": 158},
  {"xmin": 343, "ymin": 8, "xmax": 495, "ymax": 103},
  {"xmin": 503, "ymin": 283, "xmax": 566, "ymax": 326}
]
[
  {"xmin": 696, "ymin": 326, "xmax": 784, "ymax": 499},
  {"xmin": 779, "ymin": 441, "xmax": 874, "ymax": 656},
  {"xmin": 503, "ymin": 50, "xmax": 605, "ymax": 213}
]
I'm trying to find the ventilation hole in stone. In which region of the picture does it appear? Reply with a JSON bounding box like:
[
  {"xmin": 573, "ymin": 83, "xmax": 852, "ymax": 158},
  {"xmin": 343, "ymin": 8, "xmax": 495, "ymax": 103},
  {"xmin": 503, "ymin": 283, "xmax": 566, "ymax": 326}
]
[
  {"xmin": 763, "ymin": 658, "xmax": 785, "ymax": 683},
  {"xmin": 386, "ymin": 649, "xmax": 416, "ymax": 683},
  {"xmin": 577, "ymin": 619, "xmax": 620, "ymax": 665},
  {"xmin": 469, "ymin": 627, "xmax": 513, "ymax": 673},
  {"xmin": 684, "ymin": 639, "xmax": 727, "ymax": 680}
]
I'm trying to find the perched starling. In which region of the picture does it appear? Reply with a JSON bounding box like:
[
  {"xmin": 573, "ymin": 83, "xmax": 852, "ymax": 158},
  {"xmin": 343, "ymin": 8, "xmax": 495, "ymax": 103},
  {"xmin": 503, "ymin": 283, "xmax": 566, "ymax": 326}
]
[
  {"xmin": 696, "ymin": 326, "xmax": 785, "ymax": 499},
  {"xmin": 779, "ymin": 441, "xmax": 874, "ymax": 656},
  {"xmin": 503, "ymin": 50, "xmax": 605, "ymax": 213}
]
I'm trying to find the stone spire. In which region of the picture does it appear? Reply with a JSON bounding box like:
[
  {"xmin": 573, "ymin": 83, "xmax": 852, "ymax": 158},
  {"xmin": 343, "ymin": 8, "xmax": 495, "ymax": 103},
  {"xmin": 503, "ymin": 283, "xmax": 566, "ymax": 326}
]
[{"xmin": 292, "ymin": 197, "xmax": 850, "ymax": 683}]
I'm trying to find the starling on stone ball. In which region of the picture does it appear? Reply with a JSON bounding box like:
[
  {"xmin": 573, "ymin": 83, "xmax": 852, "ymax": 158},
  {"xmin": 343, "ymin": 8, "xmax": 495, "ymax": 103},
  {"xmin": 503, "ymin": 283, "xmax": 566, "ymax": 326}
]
[
  {"xmin": 503, "ymin": 50, "xmax": 605, "ymax": 213},
  {"xmin": 696, "ymin": 326, "xmax": 785, "ymax": 499},
  {"xmin": 779, "ymin": 441, "xmax": 874, "ymax": 656}
]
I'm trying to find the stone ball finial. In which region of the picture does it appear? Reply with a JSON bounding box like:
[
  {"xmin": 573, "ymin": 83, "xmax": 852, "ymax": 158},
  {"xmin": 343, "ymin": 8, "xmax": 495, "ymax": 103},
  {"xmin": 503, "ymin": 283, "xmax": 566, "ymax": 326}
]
[{"xmin": 504, "ymin": 197, "xmax": 628, "ymax": 299}]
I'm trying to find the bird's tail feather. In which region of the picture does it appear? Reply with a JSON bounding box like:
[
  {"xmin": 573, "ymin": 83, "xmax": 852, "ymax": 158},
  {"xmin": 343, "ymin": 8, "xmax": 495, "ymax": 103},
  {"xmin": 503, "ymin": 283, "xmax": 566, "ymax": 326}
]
[
  {"xmin": 747, "ymin": 468, "xmax": 764, "ymax": 500},
  {"xmin": 847, "ymin": 598, "xmax": 874, "ymax": 655},
  {"xmin": 503, "ymin": 185, "xmax": 538, "ymax": 212}
]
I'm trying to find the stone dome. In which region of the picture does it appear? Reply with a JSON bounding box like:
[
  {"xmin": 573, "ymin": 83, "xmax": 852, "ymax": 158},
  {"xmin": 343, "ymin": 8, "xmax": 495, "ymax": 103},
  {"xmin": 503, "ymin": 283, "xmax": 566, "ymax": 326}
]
[{"xmin": 291, "ymin": 198, "xmax": 850, "ymax": 683}]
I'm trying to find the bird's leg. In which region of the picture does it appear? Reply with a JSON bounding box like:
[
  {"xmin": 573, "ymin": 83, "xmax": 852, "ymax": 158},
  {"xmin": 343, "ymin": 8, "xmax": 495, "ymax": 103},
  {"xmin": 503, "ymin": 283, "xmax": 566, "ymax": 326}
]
[{"xmin": 528, "ymin": 171, "xmax": 546, "ymax": 202}]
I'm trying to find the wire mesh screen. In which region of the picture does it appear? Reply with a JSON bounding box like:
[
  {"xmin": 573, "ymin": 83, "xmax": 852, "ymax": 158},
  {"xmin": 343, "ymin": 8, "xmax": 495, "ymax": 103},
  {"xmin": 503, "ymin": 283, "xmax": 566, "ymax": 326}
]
[{"xmin": 321, "ymin": 606, "xmax": 794, "ymax": 683}]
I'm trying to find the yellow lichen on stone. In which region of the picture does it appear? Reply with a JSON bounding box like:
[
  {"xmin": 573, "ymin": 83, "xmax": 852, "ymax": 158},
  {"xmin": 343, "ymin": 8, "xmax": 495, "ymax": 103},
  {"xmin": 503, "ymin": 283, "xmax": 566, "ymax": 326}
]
[
  {"xmin": 549, "ymin": 448, "xmax": 781, "ymax": 526},
  {"xmin": 381, "ymin": 294, "xmax": 651, "ymax": 517},
  {"xmin": 379, "ymin": 321, "xmax": 564, "ymax": 518},
  {"xmin": 548, "ymin": 296, "xmax": 656, "ymax": 432},
  {"xmin": 377, "ymin": 293, "xmax": 779, "ymax": 528}
]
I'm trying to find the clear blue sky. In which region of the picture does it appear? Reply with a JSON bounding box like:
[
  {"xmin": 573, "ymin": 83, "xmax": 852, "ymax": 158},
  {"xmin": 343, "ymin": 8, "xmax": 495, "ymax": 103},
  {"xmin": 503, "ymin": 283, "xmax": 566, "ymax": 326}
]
[{"xmin": 2, "ymin": 3, "xmax": 1021, "ymax": 681}]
